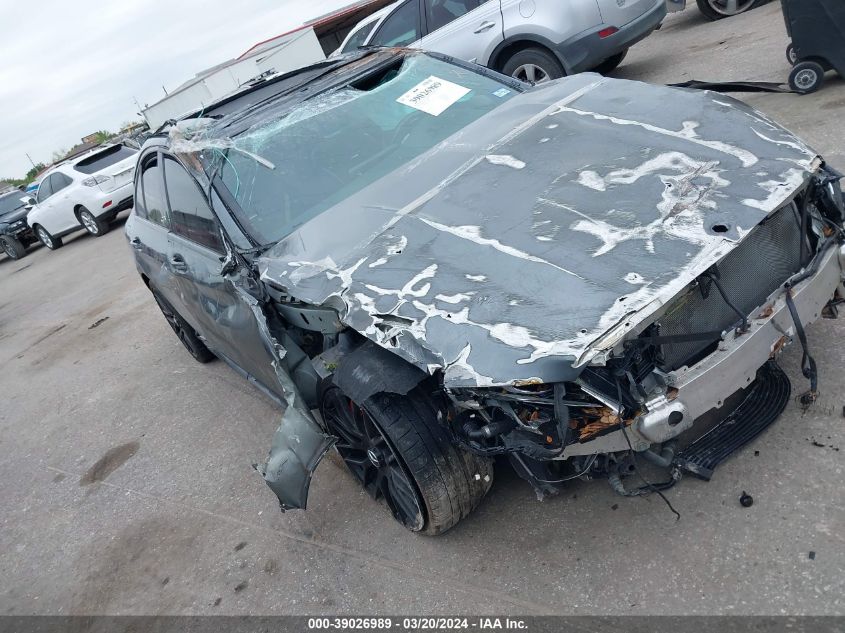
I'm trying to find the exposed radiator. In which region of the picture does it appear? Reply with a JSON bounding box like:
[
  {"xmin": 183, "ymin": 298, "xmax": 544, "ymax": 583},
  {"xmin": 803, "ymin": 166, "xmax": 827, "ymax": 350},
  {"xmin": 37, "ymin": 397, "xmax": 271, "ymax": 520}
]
[{"xmin": 656, "ymin": 202, "xmax": 806, "ymax": 371}]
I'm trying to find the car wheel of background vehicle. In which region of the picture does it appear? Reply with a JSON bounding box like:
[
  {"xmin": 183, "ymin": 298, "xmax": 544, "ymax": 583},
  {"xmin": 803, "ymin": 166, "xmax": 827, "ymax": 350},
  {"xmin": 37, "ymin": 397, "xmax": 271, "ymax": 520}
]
[
  {"xmin": 789, "ymin": 61, "xmax": 825, "ymax": 94},
  {"xmin": 78, "ymin": 207, "xmax": 110, "ymax": 237},
  {"xmin": 320, "ymin": 383, "xmax": 494, "ymax": 535},
  {"xmin": 502, "ymin": 48, "xmax": 563, "ymax": 84},
  {"xmin": 1, "ymin": 236, "xmax": 26, "ymax": 260},
  {"xmin": 151, "ymin": 288, "xmax": 215, "ymax": 363},
  {"xmin": 786, "ymin": 43, "xmax": 797, "ymax": 66},
  {"xmin": 696, "ymin": 0, "xmax": 760, "ymax": 20},
  {"xmin": 34, "ymin": 225, "xmax": 63, "ymax": 250},
  {"xmin": 592, "ymin": 49, "xmax": 628, "ymax": 75}
]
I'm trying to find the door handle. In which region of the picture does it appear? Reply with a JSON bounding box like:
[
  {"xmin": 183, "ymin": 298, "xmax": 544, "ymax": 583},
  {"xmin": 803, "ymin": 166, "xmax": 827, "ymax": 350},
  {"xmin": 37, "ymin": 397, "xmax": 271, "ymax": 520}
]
[
  {"xmin": 473, "ymin": 21, "xmax": 496, "ymax": 34},
  {"xmin": 130, "ymin": 237, "xmax": 142, "ymax": 250},
  {"xmin": 169, "ymin": 253, "xmax": 188, "ymax": 272}
]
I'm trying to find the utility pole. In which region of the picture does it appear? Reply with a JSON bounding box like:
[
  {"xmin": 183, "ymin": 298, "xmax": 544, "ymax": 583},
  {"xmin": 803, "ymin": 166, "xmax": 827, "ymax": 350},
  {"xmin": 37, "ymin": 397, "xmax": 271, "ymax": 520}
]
[{"xmin": 25, "ymin": 153, "xmax": 37, "ymax": 170}]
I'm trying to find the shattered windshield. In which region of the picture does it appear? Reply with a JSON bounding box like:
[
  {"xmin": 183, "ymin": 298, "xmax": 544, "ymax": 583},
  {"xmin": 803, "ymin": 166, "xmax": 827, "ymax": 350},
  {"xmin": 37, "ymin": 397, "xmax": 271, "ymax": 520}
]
[{"xmin": 206, "ymin": 55, "xmax": 517, "ymax": 245}]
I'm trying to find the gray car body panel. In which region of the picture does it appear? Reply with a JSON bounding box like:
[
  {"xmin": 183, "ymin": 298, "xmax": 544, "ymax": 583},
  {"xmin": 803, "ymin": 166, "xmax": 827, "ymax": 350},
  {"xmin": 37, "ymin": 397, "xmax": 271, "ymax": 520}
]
[{"xmin": 258, "ymin": 72, "xmax": 819, "ymax": 389}]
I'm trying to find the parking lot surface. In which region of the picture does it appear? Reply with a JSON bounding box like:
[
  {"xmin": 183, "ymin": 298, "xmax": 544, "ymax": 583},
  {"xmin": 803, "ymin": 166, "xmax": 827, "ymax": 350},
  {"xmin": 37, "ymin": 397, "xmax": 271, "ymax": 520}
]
[{"xmin": 1, "ymin": 3, "xmax": 844, "ymax": 616}]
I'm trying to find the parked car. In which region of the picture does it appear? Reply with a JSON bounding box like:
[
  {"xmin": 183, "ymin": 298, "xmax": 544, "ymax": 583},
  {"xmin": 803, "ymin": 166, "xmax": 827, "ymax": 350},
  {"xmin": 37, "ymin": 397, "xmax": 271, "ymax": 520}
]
[
  {"xmin": 0, "ymin": 191, "xmax": 37, "ymax": 260},
  {"xmin": 335, "ymin": 0, "xmax": 667, "ymax": 80},
  {"xmin": 27, "ymin": 144, "xmax": 138, "ymax": 250},
  {"xmin": 127, "ymin": 49, "xmax": 844, "ymax": 534}
]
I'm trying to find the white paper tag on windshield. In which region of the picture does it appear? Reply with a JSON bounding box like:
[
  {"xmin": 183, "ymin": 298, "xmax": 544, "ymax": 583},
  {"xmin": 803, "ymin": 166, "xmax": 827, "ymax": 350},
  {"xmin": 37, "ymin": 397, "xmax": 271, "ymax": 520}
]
[{"xmin": 396, "ymin": 76, "xmax": 471, "ymax": 116}]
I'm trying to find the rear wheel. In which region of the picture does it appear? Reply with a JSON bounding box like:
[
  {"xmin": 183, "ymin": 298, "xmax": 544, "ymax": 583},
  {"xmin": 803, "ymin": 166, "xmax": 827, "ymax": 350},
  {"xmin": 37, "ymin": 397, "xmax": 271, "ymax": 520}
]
[
  {"xmin": 34, "ymin": 225, "xmax": 62, "ymax": 250},
  {"xmin": 789, "ymin": 61, "xmax": 825, "ymax": 94},
  {"xmin": 1, "ymin": 236, "xmax": 26, "ymax": 260},
  {"xmin": 592, "ymin": 49, "xmax": 628, "ymax": 75},
  {"xmin": 501, "ymin": 47, "xmax": 564, "ymax": 84},
  {"xmin": 79, "ymin": 207, "xmax": 110, "ymax": 237},
  {"xmin": 320, "ymin": 384, "xmax": 493, "ymax": 535},
  {"xmin": 151, "ymin": 289, "xmax": 215, "ymax": 363},
  {"xmin": 696, "ymin": 0, "xmax": 760, "ymax": 20},
  {"xmin": 786, "ymin": 43, "xmax": 797, "ymax": 65}
]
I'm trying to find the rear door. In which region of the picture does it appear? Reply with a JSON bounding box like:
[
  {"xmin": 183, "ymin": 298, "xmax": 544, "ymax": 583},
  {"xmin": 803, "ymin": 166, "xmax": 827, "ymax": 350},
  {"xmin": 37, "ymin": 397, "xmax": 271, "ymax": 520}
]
[
  {"xmin": 161, "ymin": 155, "xmax": 283, "ymax": 396},
  {"xmin": 415, "ymin": 0, "xmax": 504, "ymax": 64}
]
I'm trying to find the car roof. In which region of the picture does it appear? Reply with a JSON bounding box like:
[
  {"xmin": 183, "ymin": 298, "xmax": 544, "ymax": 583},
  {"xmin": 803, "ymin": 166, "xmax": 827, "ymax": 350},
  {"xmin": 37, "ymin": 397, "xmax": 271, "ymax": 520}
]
[{"xmin": 146, "ymin": 48, "xmax": 408, "ymax": 148}]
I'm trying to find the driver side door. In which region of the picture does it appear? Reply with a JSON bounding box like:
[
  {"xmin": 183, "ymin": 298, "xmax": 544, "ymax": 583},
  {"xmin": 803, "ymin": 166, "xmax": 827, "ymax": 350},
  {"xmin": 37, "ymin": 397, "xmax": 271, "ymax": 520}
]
[{"xmin": 160, "ymin": 154, "xmax": 284, "ymax": 398}]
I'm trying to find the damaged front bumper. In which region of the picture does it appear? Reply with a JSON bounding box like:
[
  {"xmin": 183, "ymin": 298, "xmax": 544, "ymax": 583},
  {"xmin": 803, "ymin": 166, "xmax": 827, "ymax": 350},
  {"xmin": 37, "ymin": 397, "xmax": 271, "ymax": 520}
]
[{"xmin": 634, "ymin": 241, "xmax": 843, "ymax": 445}]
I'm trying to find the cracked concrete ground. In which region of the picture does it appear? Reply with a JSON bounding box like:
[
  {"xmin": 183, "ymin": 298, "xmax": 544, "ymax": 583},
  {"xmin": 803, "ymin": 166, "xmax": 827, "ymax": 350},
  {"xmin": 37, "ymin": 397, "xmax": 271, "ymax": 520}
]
[{"xmin": 1, "ymin": 3, "xmax": 843, "ymax": 616}]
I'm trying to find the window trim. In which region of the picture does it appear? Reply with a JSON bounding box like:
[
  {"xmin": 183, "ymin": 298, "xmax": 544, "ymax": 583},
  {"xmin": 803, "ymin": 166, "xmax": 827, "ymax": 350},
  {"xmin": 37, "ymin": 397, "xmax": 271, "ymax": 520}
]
[
  {"xmin": 421, "ymin": 0, "xmax": 482, "ymax": 35},
  {"xmin": 36, "ymin": 175, "xmax": 54, "ymax": 203},
  {"xmin": 137, "ymin": 151, "xmax": 171, "ymax": 229},
  {"xmin": 162, "ymin": 154, "xmax": 225, "ymax": 254},
  {"xmin": 370, "ymin": 0, "xmax": 423, "ymax": 48}
]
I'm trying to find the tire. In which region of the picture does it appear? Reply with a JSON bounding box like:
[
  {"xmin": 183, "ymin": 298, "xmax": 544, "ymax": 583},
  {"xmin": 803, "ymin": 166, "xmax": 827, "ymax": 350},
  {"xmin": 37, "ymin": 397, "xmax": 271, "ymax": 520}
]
[
  {"xmin": 34, "ymin": 225, "xmax": 63, "ymax": 251},
  {"xmin": 78, "ymin": 207, "xmax": 111, "ymax": 237},
  {"xmin": 696, "ymin": 0, "xmax": 761, "ymax": 20},
  {"xmin": 1, "ymin": 235, "xmax": 26, "ymax": 260},
  {"xmin": 320, "ymin": 384, "xmax": 493, "ymax": 535},
  {"xmin": 501, "ymin": 47, "xmax": 564, "ymax": 84},
  {"xmin": 151, "ymin": 288, "xmax": 215, "ymax": 363},
  {"xmin": 789, "ymin": 61, "xmax": 825, "ymax": 94},
  {"xmin": 592, "ymin": 49, "xmax": 628, "ymax": 75},
  {"xmin": 786, "ymin": 43, "xmax": 797, "ymax": 66}
]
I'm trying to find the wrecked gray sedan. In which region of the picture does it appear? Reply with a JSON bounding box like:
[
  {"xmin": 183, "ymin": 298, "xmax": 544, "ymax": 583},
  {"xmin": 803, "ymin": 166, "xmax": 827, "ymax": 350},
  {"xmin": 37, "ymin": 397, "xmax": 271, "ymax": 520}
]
[{"xmin": 126, "ymin": 48, "xmax": 845, "ymax": 534}]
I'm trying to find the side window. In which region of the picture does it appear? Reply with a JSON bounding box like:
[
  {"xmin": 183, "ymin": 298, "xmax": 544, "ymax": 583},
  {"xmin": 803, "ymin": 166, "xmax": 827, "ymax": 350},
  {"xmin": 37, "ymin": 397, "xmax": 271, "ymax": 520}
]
[
  {"xmin": 163, "ymin": 157, "xmax": 224, "ymax": 253},
  {"xmin": 370, "ymin": 1, "xmax": 422, "ymax": 47},
  {"xmin": 424, "ymin": 0, "xmax": 479, "ymax": 32},
  {"xmin": 51, "ymin": 172, "xmax": 73, "ymax": 194},
  {"xmin": 141, "ymin": 155, "xmax": 169, "ymax": 227},
  {"xmin": 341, "ymin": 20, "xmax": 377, "ymax": 53},
  {"xmin": 36, "ymin": 177, "xmax": 53, "ymax": 203}
]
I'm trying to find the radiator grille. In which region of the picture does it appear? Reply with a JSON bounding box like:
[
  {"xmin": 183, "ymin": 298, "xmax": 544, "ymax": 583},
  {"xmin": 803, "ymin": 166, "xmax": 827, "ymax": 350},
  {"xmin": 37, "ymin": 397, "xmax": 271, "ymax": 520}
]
[{"xmin": 656, "ymin": 203, "xmax": 805, "ymax": 370}]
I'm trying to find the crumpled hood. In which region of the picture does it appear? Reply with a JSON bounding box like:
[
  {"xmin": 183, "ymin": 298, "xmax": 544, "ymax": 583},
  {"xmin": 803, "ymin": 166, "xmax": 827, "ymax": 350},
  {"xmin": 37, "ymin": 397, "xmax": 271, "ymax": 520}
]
[
  {"xmin": 259, "ymin": 73, "xmax": 819, "ymax": 387},
  {"xmin": 0, "ymin": 206, "xmax": 28, "ymax": 225}
]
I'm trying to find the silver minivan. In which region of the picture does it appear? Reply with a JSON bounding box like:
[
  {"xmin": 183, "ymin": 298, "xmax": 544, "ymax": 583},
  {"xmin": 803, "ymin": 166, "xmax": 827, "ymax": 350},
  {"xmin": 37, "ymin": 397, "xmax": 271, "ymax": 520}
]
[{"xmin": 335, "ymin": 0, "xmax": 667, "ymax": 81}]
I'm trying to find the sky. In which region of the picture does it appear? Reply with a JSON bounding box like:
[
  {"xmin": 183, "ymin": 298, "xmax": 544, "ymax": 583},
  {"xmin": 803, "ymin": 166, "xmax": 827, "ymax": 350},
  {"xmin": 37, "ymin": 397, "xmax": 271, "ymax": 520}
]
[{"xmin": 0, "ymin": 0, "xmax": 352, "ymax": 178}]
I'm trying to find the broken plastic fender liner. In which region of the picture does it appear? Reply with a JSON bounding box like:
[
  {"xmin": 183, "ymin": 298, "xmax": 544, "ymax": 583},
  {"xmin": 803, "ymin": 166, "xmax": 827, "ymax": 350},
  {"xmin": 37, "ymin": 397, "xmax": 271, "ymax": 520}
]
[
  {"xmin": 231, "ymin": 284, "xmax": 336, "ymax": 511},
  {"xmin": 257, "ymin": 413, "xmax": 335, "ymax": 511}
]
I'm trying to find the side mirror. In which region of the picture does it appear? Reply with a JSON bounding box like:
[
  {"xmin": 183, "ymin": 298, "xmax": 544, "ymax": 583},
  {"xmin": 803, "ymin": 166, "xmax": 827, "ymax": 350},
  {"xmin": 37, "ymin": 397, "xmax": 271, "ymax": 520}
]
[{"xmin": 22, "ymin": 196, "xmax": 36, "ymax": 208}]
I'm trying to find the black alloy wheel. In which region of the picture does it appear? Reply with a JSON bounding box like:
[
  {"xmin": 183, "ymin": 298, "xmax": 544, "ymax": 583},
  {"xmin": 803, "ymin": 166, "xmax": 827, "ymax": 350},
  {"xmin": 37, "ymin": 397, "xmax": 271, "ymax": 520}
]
[
  {"xmin": 151, "ymin": 289, "xmax": 215, "ymax": 363},
  {"xmin": 321, "ymin": 386, "xmax": 425, "ymax": 531}
]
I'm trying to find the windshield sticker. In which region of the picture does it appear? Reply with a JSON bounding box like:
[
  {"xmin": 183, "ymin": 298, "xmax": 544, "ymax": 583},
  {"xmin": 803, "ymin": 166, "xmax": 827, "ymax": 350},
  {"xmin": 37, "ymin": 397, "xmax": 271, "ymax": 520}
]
[
  {"xmin": 396, "ymin": 76, "xmax": 471, "ymax": 116},
  {"xmin": 493, "ymin": 88, "xmax": 511, "ymax": 98}
]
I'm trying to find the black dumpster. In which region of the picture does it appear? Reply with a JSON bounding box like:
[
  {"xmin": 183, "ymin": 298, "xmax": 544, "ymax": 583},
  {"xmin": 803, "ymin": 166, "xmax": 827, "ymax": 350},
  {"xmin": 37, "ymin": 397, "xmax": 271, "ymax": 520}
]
[{"xmin": 782, "ymin": 0, "xmax": 845, "ymax": 93}]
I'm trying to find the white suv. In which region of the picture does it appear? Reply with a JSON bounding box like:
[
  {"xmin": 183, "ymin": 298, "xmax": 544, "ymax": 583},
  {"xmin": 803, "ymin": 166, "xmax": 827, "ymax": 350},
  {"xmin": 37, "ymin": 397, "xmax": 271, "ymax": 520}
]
[
  {"xmin": 336, "ymin": 0, "xmax": 667, "ymax": 81},
  {"xmin": 27, "ymin": 144, "xmax": 138, "ymax": 250}
]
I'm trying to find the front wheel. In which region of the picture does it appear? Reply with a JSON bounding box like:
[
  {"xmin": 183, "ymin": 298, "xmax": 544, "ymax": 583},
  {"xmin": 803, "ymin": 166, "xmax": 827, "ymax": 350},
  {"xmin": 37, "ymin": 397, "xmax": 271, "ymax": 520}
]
[
  {"xmin": 320, "ymin": 384, "xmax": 493, "ymax": 535},
  {"xmin": 34, "ymin": 225, "xmax": 63, "ymax": 251},
  {"xmin": 1, "ymin": 236, "xmax": 26, "ymax": 260},
  {"xmin": 501, "ymin": 48, "xmax": 564, "ymax": 84},
  {"xmin": 789, "ymin": 61, "xmax": 825, "ymax": 94},
  {"xmin": 79, "ymin": 207, "xmax": 110, "ymax": 237},
  {"xmin": 592, "ymin": 49, "xmax": 628, "ymax": 75}
]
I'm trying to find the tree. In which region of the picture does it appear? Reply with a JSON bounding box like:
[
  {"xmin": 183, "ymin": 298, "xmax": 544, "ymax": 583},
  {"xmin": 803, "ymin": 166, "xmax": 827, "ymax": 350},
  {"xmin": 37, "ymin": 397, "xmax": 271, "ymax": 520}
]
[
  {"xmin": 26, "ymin": 163, "xmax": 46, "ymax": 181},
  {"xmin": 91, "ymin": 130, "xmax": 114, "ymax": 143}
]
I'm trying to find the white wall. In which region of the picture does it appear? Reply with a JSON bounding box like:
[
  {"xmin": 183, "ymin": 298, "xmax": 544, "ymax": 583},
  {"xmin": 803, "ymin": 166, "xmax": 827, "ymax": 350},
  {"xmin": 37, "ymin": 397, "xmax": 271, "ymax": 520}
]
[
  {"xmin": 142, "ymin": 27, "xmax": 326, "ymax": 129},
  {"xmin": 256, "ymin": 29, "xmax": 324, "ymax": 75}
]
